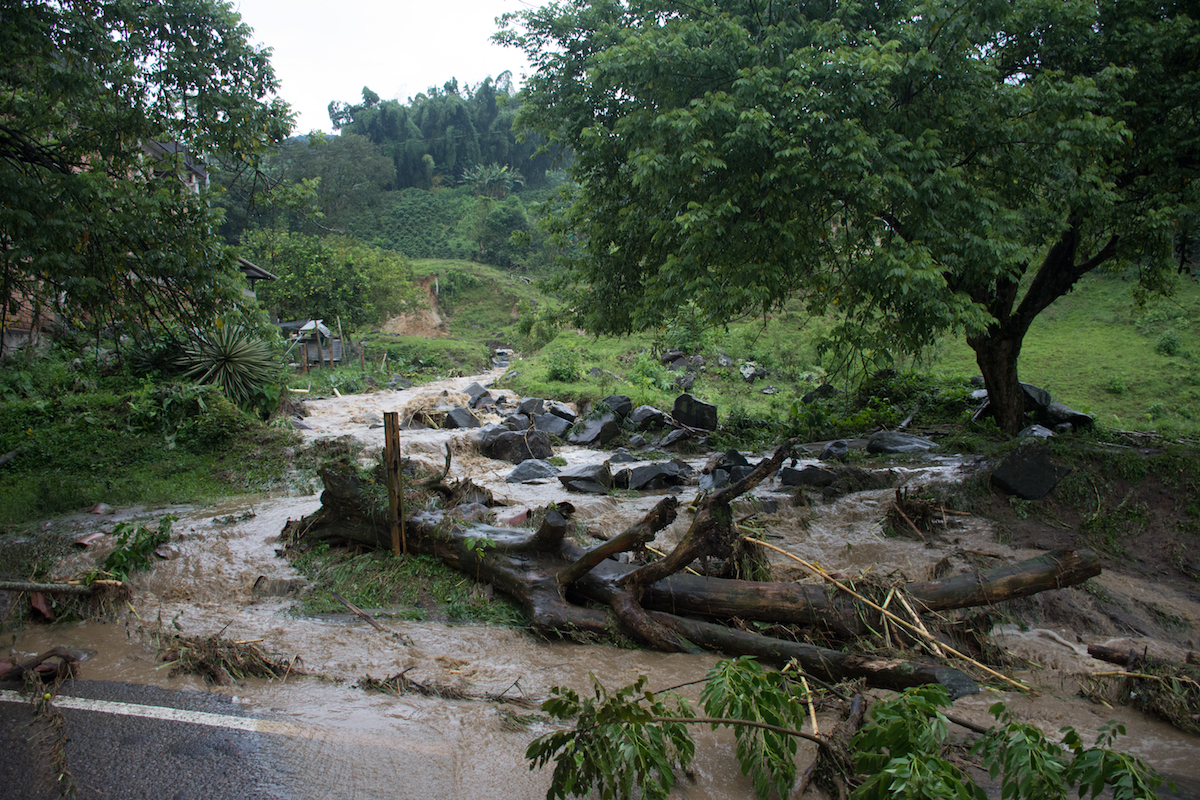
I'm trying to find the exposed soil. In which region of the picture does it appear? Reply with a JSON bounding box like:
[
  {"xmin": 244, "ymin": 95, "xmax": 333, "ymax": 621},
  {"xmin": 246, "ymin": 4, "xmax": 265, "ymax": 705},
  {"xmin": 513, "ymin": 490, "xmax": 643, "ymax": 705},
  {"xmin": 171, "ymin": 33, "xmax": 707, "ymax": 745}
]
[{"xmin": 380, "ymin": 277, "xmax": 446, "ymax": 338}]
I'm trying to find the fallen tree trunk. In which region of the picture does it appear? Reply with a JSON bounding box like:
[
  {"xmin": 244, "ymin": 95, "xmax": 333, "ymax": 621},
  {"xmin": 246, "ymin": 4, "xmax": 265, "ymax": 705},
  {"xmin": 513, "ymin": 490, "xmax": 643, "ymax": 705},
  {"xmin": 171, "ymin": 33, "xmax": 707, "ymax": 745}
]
[{"xmin": 283, "ymin": 453, "xmax": 1100, "ymax": 698}]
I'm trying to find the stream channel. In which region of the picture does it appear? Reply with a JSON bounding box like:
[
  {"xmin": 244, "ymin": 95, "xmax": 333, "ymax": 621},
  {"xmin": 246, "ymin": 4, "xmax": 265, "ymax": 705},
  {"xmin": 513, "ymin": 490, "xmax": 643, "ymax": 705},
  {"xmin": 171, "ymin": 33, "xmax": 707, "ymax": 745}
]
[{"xmin": 7, "ymin": 368, "xmax": 1200, "ymax": 799}]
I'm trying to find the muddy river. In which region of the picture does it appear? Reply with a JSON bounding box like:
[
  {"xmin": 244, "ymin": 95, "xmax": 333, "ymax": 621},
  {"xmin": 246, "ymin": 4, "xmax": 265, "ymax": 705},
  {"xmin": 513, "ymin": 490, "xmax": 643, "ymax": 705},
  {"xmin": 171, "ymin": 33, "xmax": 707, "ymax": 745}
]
[{"xmin": 8, "ymin": 369, "xmax": 1200, "ymax": 798}]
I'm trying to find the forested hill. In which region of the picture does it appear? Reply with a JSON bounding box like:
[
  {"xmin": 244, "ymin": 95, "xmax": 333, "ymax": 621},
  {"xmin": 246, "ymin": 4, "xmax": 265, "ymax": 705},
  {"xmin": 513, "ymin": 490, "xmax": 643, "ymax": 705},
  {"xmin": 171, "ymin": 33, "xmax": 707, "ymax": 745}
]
[
  {"xmin": 328, "ymin": 74, "xmax": 560, "ymax": 191},
  {"xmin": 218, "ymin": 74, "xmax": 565, "ymax": 271}
]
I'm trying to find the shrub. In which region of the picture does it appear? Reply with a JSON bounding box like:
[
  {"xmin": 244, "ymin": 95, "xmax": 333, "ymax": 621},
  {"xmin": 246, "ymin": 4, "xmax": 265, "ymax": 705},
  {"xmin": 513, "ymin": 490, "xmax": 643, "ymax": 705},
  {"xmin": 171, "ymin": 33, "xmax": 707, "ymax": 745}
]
[
  {"xmin": 179, "ymin": 324, "xmax": 281, "ymax": 410},
  {"xmin": 546, "ymin": 348, "xmax": 581, "ymax": 382},
  {"xmin": 1155, "ymin": 330, "xmax": 1183, "ymax": 357}
]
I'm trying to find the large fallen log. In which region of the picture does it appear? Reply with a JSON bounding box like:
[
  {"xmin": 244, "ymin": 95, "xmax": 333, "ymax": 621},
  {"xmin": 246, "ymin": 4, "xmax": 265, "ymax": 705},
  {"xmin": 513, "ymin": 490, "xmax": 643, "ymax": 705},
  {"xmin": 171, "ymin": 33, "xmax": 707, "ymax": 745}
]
[{"xmin": 282, "ymin": 452, "xmax": 1100, "ymax": 697}]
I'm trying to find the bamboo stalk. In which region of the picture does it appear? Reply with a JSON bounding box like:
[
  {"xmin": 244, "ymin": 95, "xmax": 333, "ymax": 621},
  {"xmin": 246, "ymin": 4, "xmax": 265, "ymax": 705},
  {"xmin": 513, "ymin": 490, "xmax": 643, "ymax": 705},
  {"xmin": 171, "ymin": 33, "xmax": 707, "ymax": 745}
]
[
  {"xmin": 897, "ymin": 591, "xmax": 945, "ymax": 658},
  {"xmin": 744, "ymin": 537, "xmax": 1031, "ymax": 693},
  {"xmin": 800, "ymin": 675, "xmax": 819, "ymax": 736}
]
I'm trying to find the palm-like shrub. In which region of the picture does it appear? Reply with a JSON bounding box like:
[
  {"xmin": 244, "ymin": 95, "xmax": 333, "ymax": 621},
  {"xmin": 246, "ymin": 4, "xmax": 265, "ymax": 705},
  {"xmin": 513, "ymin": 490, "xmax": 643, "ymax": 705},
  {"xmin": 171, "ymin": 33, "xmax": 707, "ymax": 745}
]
[{"xmin": 179, "ymin": 324, "xmax": 279, "ymax": 408}]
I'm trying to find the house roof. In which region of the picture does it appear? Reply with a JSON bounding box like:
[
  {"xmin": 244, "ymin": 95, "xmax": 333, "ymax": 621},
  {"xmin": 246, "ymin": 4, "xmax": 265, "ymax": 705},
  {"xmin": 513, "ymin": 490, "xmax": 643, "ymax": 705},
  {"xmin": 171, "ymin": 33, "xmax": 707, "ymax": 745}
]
[{"xmin": 237, "ymin": 257, "xmax": 278, "ymax": 282}]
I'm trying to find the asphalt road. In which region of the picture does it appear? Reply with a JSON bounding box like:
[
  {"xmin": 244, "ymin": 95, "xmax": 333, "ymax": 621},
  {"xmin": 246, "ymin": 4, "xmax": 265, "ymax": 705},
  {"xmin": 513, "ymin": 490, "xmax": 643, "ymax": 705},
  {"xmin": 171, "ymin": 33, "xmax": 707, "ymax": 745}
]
[{"xmin": 0, "ymin": 680, "xmax": 298, "ymax": 800}]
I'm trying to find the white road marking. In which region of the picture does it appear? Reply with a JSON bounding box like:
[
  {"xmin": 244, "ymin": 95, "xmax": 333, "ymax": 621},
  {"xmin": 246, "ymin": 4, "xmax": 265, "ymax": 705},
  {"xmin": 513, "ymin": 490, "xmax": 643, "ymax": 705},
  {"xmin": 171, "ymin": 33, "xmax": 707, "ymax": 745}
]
[{"xmin": 0, "ymin": 688, "xmax": 445, "ymax": 753}]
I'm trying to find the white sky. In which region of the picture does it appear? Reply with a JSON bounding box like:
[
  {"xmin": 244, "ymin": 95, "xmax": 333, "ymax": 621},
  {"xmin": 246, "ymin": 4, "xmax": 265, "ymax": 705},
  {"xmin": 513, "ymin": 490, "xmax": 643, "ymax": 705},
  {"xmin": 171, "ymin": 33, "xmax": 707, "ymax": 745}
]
[{"xmin": 231, "ymin": 0, "xmax": 539, "ymax": 135}]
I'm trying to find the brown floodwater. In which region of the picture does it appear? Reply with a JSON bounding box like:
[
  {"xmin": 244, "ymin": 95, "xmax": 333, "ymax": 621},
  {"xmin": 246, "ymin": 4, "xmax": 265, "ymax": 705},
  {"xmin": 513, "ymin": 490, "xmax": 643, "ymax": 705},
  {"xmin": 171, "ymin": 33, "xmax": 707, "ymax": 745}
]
[{"xmin": 8, "ymin": 369, "xmax": 1200, "ymax": 798}]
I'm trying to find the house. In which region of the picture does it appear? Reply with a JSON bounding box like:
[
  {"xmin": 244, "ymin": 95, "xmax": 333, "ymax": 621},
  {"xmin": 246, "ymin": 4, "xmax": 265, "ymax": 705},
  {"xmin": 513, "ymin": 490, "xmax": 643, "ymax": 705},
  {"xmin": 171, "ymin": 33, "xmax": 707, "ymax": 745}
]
[{"xmin": 279, "ymin": 319, "xmax": 342, "ymax": 365}]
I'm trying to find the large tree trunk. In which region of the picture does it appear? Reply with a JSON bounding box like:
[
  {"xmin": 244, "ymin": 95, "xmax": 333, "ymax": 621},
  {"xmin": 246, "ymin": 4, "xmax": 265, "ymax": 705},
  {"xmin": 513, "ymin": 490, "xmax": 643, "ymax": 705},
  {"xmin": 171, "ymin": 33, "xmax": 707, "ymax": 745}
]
[
  {"xmin": 969, "ymin": 332, "xmax": 1027, "ymax": 436},
  {"xmin": 283, "ymin": 452, "xmax": 1102, "ymax": 698}
]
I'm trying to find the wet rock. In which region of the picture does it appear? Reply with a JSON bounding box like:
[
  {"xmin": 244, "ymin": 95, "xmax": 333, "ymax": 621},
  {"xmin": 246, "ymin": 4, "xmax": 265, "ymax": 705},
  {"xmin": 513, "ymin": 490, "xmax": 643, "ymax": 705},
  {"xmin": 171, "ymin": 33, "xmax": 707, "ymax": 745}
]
[
  {"xmin": 626, "ymin": 462, "xmax": 684, "ymax": 490},
  {"xmin": 1021, "ymin": 382, "xmax": 1052, "ymax": 413},
  {"xmin": 480, "ymin": 428, "xmax": 553, "ymax": 464},
  {"xmin": 534, "ymin": 413, "xmax": 572, "ymax": 438},
  {"xmin": 780, "ymin": 465, "xmax": 837, "ymax": 487},
  {"xmin": 506, "ymin": 459, "xmax": 560, "ymax": 483},
  {"xmin": 545, "ymin": 400, "xmax": 577, "ymax": 422},
  {"xmin": 721, "ymin": 449, "xmax": 749, "ymax": 468},
  {"xmin": 675, "ymin": 372, "xmax": 696, "ymax": 391},
  {"xmin": 503, "ymin": 414, "xmax": 530, "ymax": 432},
  {"xmin": 699, "ymin": 470, "xmax": 730, "ymax": 491},
  {"xmin": 1046, "ymin": 401, "xmax": 1094, "ymax": 430},
  {"xmin": 291, "ymin": 417, "xmax": 312, "ymax": 430},
  {"xmin": 518, "ymin": 397, "xmax": 545, "ymax": 416},
  {"xmin": 444, "ymin": 407, "xmax": 480, "ymax": 429},
  {"xmin": 659, "ymin": 429, "xmax": 691, "ymax": 449},
  {"xmin": 866, "ymin": 431, "xmax": 936, "ymax": 454},
  {"xmin": 688, "ymin": 355, "xmax": 706, "ymax": 368},
  {"xmin": 819, "ymin": 440, "xmax": 850, "ymax": 461},
  {"xmin": 601, "ymin": 395, "xmax": 633, "ymax": 418},
  {"xmin": 802, "ymin": 384, "xmax": 841, "ymax": 404},
  {"xmin": 559, "ymin": 462, "xmax": 613, "ymax": 494},
  {"xmin": 1019, "ymin": 424, "xmax": 1054, "ymax": 439},
  {"xmin": 568, "ymin": 412, "xmax": 621, "ymax": 445},
  {"xmin": 661, "ymin": 348, "xmax": 684, "ymax": 365},
  {"xmin": 628, "ymin": 434, "xmax": 649, "ymax": 449},
  {"xmin": 729, "ymin": 465, "xmax": 755, "ymax": 483},
  {"xmin": 717, "ymin": 352, "xmax": 734, "ymax": 368},
  {"xmin": 669, "ymin": 357, "xmax": 689, "ymax": 372},
  {"xmin": 630, "ymin": 405, "xmax": 667, "ymax": 430},
  {"xmin": 389, "ymin": 376, "xmax": 414, "ymax": 390},
  {"xmin": 469, "ymin": 391, "xmax": 496, "ymax": 410},
  {"xmin": 463, "ymin": 382, "xmax": 489, "ymax": 401},
  {"xmin": 608, "ymin": 448, "xmax": 639, "ymax": 464},
  {"xmin": 991, "ymin": 440, "xmax": 1073, "ymax": 500},
  {"xmin": 673, "ymin": 394, "xmax": 718, "ymax": 430}
]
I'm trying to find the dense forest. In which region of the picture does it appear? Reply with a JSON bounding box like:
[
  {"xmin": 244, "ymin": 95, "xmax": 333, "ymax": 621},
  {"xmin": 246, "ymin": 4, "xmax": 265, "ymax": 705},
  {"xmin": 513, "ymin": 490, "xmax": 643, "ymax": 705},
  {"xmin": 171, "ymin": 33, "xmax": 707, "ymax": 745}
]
[{"xmin": 216, "ymin": 75, "xmax": 566, "ymax": 291}]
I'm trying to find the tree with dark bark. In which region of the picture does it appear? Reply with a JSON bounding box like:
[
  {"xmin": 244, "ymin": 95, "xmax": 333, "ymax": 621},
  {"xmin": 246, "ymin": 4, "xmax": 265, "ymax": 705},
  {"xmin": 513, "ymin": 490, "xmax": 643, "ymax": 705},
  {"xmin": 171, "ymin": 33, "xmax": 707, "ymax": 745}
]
[
  {"xmin": 498, "ymin": 0, "xmax": 1200, "ymax": 434},
  {"xmin": 0, "ymin": 0, "xmax": 293, "ymax": 352}
]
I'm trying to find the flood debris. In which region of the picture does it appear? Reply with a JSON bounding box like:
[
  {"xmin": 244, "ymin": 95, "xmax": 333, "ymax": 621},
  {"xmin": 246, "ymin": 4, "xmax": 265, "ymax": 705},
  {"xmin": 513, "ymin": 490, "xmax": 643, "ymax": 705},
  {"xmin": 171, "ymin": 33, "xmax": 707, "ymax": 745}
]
[
  {"xmin": 284, "ymin": 437, "xmax": 1107, "ymax": 700},
  {"xmin": 1081, "ymin": 644, "xmax": 1200, "ymax": 734},
  {"xmin": 157, "ymin": 633, "xmax": 305, "ymax": 686},
  {"xmin": 358, "ymin": 669, "xmax": 537, "ymax": 707},
  {"xmin": 0, "ymin": 646, "xmax": 79, "ymax": 682}
]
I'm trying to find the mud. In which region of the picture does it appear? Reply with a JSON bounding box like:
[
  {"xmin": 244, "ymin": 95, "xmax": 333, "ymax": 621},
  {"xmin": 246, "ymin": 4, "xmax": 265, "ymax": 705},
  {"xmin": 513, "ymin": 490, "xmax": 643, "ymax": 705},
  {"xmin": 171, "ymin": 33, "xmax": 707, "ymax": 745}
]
[{"xmin": 6, "ymin": 368, "xmax": 1200, "ymax": 798}]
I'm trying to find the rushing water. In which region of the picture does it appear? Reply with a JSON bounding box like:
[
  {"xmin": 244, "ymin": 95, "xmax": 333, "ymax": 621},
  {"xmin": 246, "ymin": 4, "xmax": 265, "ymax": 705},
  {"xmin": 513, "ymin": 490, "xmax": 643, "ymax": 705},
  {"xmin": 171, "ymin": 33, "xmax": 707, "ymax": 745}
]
[{"xmin": 8, "ymin": 369, "xmax": 1200, "ymax": 798}]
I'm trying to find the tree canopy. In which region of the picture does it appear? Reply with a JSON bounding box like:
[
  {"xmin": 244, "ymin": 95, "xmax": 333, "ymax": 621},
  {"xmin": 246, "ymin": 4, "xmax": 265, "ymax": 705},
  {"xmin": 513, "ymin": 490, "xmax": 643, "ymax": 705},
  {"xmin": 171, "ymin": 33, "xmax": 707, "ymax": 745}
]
[
  {"xmin": 328, "ymin": 75, "xmax": 561, "ymax": 190},
  {"xmin": 499, "ymin": 0, "xmax": 1200, "ymax": 432},
  {"xmin": 0, "ymin": 0, "xmax": 292, "ymax": 350}
]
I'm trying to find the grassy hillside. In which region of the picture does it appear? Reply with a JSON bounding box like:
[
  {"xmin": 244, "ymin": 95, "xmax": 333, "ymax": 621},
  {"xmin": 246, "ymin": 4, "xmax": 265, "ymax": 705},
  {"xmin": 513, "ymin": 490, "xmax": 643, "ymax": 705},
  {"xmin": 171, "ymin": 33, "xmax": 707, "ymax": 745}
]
[{"xmin": 931, "ymin": 271, "xmax": 1200, "ymax": 435}]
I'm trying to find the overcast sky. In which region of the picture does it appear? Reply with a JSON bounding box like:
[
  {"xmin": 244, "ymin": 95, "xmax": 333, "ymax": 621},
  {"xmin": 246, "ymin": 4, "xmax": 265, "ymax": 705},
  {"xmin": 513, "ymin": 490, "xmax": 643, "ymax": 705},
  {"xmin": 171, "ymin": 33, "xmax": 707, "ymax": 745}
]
[{"xmin": 232, "ymin": 0, "xmax": 539, "ymax": 135}]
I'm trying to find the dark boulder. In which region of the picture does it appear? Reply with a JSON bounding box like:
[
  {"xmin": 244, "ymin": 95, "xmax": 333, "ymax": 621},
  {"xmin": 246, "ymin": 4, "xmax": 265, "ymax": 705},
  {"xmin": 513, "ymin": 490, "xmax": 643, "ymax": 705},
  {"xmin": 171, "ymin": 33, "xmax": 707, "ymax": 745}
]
[
  {"xmin": 1020, "ymin": 382, "xmax": 1052, "ymax": 414},
  {"xmin": 444, "ymin": 407, "xmax": 480, "ymax": 429},
  {"xmin": 608, "ymin": 448, "xmax": 639, "ymax": 464},
  {"xmin": 802, "ymin": 384, "xmax": 841, "ymax": 404},
  {"xmin": 558, "ymin": 462, "xmax": 614, "ymax": 493},
  {"xmin": 480, "ymin": 428, "xmax": 553, "ymax": 464},
  {"xmin": 1018, "ymin": 424, "xmax": 1054, "ymax": 439},
  {"xmin": 819, "ymin": 440, "xmax": 850, "ymax": 461},
  {"xmin": 991, "ymin": 440, "xmax": 1073, "ymax": 500},
  {"xmin": 545, "ymin": 401, "xmax": 577, "ymax": 422},
  {"xmin": 518, "ymin": 397, "xmax": 545, "ymax": 416},
  {"xmin": 659, "ymin": 429, "xmax": 692, "ymax": 449},
  {"xmin": 502, "ymin": 414, "xmax": 531, "ymax": 432},
  {"xmin": 625, "ymin": 462, "xmax": 684, "ymax": 491},
  {"xmin": 463, "ymin": 382, "xmax": 489, "ymax": 401},
  {"xmin": 506, "ymin": 459, "xmax": 560, "ymax": 483},
  {"xmin": 568, "ymin": 412, "xmax": 621, "ymax": 445},
  {"xmin": 1046, "ymin": 402, "xmax": 1094, "ymax": 430},
  {"xmin": 534, "ymin": 413, "xmax": 572, "ymax": 438},
  {"xmin": 601, "ymin": 395, "xmax": 634, "ymax": 418},
  {"xmin": 675, "ymin": 372, "xmax": 696, "ymax": 391},
  {"xmin": 630, "ymin": 405, "xmax": 667, "ymax": 430},
  {"xmin": 673, "ymin": 394, "xmax": 718, "ymax": 430},
  {"xmin": 698, "ymin": 470, "xmax": 730, "ymax": 491},
  {"xmin": 779, "ymin": 465, "xmax": 837, "ymax": 487}
]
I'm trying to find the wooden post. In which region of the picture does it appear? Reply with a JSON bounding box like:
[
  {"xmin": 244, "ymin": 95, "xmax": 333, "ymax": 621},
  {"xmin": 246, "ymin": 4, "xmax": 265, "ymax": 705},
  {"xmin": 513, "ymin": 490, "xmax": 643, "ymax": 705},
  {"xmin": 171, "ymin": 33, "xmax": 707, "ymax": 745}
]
[{"xmin": 383, "ymin": 411, "xmax": 405, "ymax": 556}]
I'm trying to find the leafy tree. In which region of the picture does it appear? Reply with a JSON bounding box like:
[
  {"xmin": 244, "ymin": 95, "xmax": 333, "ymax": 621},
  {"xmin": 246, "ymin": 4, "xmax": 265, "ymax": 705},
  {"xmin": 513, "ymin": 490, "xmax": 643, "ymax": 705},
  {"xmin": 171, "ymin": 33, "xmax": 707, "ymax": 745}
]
[
  {"xmin": 499, "ymin": 0, "xmax": 1200, "ymax": 433},
  {"xmin": 239, "ymin": 230, "xmax": 417, "ymax": 327},
  {"xmin": 0, "ymin": 0, "xmax": 292, "ymax": 354}
]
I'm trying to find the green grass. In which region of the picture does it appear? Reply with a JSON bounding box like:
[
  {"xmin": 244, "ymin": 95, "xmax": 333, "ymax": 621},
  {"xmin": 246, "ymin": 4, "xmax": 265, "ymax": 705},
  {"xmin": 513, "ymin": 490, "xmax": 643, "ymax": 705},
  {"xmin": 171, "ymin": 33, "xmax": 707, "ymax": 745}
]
[
  {"xmin": 932, "ymin": 271, "xmax": 1200, "ymax": 435},
  {"xmin": 292, "ymin": 543, "xmax": 528, "ymax": 625}
]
